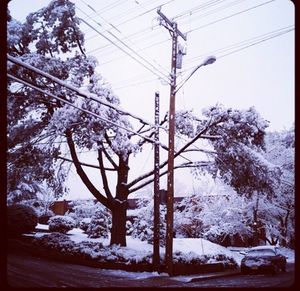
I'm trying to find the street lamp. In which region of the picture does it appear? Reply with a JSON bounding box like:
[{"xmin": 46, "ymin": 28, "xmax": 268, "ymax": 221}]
[
  {"xmin": 175, "ymin": 56, "xmax": 216, "ymax": 94},
  {"xmin": 165, "ymin": 55, "xmax": 216, "ymax": 275}
]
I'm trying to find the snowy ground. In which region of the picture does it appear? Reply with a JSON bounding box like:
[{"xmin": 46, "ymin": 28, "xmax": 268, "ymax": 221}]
[
  {"xmin": 32, "ymin": 224, "xmax": 294, "ymax": 280},
  {"xmin": 35, "ymin": 224, "xmax": 243, "ymax": 262},
  {"xmin": 35, "ymin": 224, "xmax": 295, "ymax": 264}
]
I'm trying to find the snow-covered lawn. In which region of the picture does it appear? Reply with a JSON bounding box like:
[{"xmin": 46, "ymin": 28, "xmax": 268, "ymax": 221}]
[
  {"xmin": 33, "ymin": 224, "xmax": 295, "ymax": 266},
  {"xmin": 34, "ymin": 225, "xmax": 241, "ymax": 264}
]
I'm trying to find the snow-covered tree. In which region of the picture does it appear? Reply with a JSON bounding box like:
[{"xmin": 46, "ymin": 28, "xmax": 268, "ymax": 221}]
[
  {"xmin": 7, "ymin": 1, "xmax": 279, "ymax": 247},
  {"xmin": 261, "ymin": 128, "xmax": 295, "ymax": 247},
  {"xmin": 196, "ymin": 105, "xmax": 282, "ymax": 198},
  {"xmin": 131, "ymin": 197, "xmax": 166, "ymax": 246},
  {"xmin": 175, "ymin": 178, "xmax": 254, "ymax": 245},
  {"xmin": 66, "ymin": 199, "xmax": 100, "ymax": 226},
  {"xmin": 86, "ymin": 206, "xmax": 111, "ymax": 239},
  {"xmin": 174, "ymin": 194, "xmax": 204, "ymax": 238}
]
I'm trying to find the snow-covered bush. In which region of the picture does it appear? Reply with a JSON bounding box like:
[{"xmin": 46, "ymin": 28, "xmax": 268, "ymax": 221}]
[
  {"xmin": 174, "ymin": 196, "xmax": 204, "ymax": 238},
  {"xmin": 172, "ymin": 250, "xmax": 237, "ymax": 267},
  {"xmin": 131, "ymin": 199, "xmax": 166, "ymax": 246},
  {"xmin": 38, "ymin": 210, "xmax": 55, "ymax": 224},
  {"xmin": 33, "ymin": 233, "xmax": 152, "ymax": 263},
  {"xmin": 79, "ymin": 217, "xmax": 91, "ymax": 232},
  {"xmin": 7, "ymin": 203, "xmax": 38, "ymax": 237},
  {"xmin": 33, "ymin": 233, "xmax": 237, "ymax": 268},
  {"xmin": 66, "ymin": 199, "xmax": 100, "ymax": 226},
  {"xmin": 33, "ymin": 232, "xmax": 77, "ymax": 254},
  {"xmin": 48, "ymin": 215, "xmax": 76, "ymax": 233},
  {"xmin": 33, "ymin": 233, "xmax": 104, "ymax": 258},
  {"xmin": 126, "ymin": 220, "xmax": 134, "ymax": 235},
  {"xmin": 86, "ymin": 207, "xmax": 111, "ymax": 238},
  {"xmin": 98, "ymin": 244, "xmax": 153, "ymax": 264}
]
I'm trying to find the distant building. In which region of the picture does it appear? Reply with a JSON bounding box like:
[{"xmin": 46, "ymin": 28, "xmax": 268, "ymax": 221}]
[{"xmin": 51, "ymin": 193, "xmax": 185, "ymax": 216}]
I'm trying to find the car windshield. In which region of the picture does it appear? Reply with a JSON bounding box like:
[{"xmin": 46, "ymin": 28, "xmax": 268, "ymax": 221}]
[{"xmin": 247, "ymin": 249, "xmax": 276, "ymax": 257}]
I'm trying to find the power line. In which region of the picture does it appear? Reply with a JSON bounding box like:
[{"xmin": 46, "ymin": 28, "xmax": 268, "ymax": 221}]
[
  {"xmin": 8, "ymin": 74, "xmax": 195, "ymax": 165},
  {"xmin": 190, "ymin": 25, "xmax": 293, "ymax": 63},
  {"xmin": 218, "ymin": 27, "xmax": 294, "ymax": 59},
  {"xmin": 7, "ymin": 56, "xmax": 168, "ymax": 147},
  {"xmin": 108, "ymin": 25, "xmax": 294, "ymax": 91},
  {"xmin": 80, "ymin": 0, "xmax": 129, "ymax": 21},
  {"xmin": 116, "ymin": 0, "xmax": 175, "ymax": 27},
  {"xmin": 78, "ymin": 1, "xmax": 170, "ymax": 76},
  {"xmin": 82, "ymin": 0, "xmax": 230, "ymax": 47},
  {"xmin": 85, "ymin": 0, "xmax": 276, "ymax": 70},
  {"xmin": 79, "ymin": 17, "xmax": 171, "ymax": 84},
  {"xmin": 172, "ymin": 0, "xmax": 225, "ymax": 20},
  {"xmin": 182, "ymin": 25, "xmax": 294, "ymax": 75},
  {"xmin": 79, "ymin": 0, "xmax": 172, "ymax": 38},
  {"xmin": 7, "ymin": 54, "xmax": 161, "ymax": 128},
  {"xmin": 7, "ymin": 73, "xmax": 161, "ymax": 145},
  {"xmin": 186, "ymin": 0, "xmax": 275, "ymax": 34},
  {"xmin": 85, "ymin": 0, "xmax": 246, "ymax": 58},
  {"xmin": 174, "ymin": 0, "xmax": 246, "ymax": 24}
]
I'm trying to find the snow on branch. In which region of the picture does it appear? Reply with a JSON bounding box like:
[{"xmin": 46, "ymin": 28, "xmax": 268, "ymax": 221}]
[{"xmin": 7, "ymin": 54, "xmax": 160, "ymax": 129}]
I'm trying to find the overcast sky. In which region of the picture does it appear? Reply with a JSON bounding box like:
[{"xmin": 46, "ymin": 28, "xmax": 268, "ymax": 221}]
[{"xmin": 8, "ymin": 0, "xmax": 295, "ymax": 200}]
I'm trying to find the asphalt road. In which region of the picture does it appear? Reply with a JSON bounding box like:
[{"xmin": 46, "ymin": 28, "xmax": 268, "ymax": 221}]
[{"xmin": 6, "ymin": 242, "xmax": 295, "ymax": 288}]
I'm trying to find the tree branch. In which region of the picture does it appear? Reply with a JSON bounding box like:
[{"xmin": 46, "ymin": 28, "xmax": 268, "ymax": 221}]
[
  {"xmin": 98, "ymin": 149, "xmax": 114, "ymax": 203},
  {"xmin": 57, "ymin": 155, "xmax": 116, "ymax": 171},
  {"xmin": 127, "ymin": 119, "xmax": 215, "ymax": 189},
  {"xmin": 102, "ymin": 145, "xmax": 118, "ymax": 170},
  {"xmin": 65, "ymin": 129, "xmax": 110, "ymax": 208},
  {"xmin": 129, "ymin": 161, "xmax": 212, "ymax": 194}
]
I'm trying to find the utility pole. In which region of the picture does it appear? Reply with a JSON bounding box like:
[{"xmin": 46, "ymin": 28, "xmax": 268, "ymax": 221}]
[
  {"xmin": 157, "ymin": 8, "xmax": 186, "ymax": 276},
  {"xmin": 153, "ymin": 91, "xmax": 160, "ymax": 271}
]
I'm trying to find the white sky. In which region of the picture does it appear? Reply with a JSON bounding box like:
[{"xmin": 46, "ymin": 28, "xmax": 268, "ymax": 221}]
[{"xmin": 8, "ymin": 0, "xmax": 295, "ymax": 200}]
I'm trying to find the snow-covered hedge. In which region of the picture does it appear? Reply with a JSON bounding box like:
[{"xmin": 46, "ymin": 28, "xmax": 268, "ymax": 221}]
[
  {"xmin": 7, "ymin": 203, "xmax": 38, "ymax": 237},
  {"xmin": 33, "ymin": 232, "xmax": 104, "ymax": 259},
  {"xmin": 33, "ymin": 233, "xmax": 151, "ymax": 263},
  {"xmin": 79, "ymin": 218, "xmax": 91, "ymax": 232},
  {"xmin": 48, "ymin": 215, "xmax": 76, "ymax": 233},
  {"xmin": 33, "ymin": 234, "xmax": 237, "ymax": 268},
  {"xmin": 173, "ymin": 250, "xmax": 237, "ymax": 266}
]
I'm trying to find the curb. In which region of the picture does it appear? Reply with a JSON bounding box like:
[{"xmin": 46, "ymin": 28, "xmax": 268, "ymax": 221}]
[{"xmin": 189, "ymin": 270, "xmax": 241, "ymax": 282}]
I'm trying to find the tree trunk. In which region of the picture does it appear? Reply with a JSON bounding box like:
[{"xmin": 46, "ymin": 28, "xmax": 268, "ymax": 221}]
[
  {"xmin": 110, "ymin": 154, "xmax": 130, "ymax": 246},
  {"xmin": 110, "ymin": 201, "xmax": 127, "ymax": 246}
]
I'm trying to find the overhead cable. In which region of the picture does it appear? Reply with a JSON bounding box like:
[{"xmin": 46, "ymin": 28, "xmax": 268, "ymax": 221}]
[
  {"xmin": 7, "ymin": 73, "xmax": 161, "ymax": 146},
  {"xmin": 186, "ymin": 0, "xmax": 275, "ymax": 34},
  {"xmin": 78, "ymin": 2, "xmax": 170, "ymax": 76},
  {"xmin": 86, "ymin": 0, "xmax": 276, "ymax": 67},
  {"xmin": 8, "ymin": 73, "xmax": 195, "ymax": 164},
  {"xmin": 79, "ymin": 17, "xmax": 171, "ymax": 85},
  {"xmin": 7, "ymin": 54, "xmax": 165, "ymax": 129},
  {"xmin": 111, "ymin": 25, "xmax": 294, "ymax": 90}
]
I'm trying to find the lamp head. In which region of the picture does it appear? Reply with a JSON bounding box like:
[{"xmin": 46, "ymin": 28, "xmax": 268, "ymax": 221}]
[{"xmin": 203, "ymin": 56, "xmax": 216, "ymax": 66}]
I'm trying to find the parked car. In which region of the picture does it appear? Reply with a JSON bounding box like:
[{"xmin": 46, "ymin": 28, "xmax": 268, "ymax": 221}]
[{"xmin": 240, "ymin": 246, "xmax": 287, "ymax": 274}]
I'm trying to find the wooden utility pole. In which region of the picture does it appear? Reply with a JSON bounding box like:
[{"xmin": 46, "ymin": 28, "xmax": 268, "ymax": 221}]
[
  {"xmin": 153, "ymin": 91, "xmax": 160, "ymax": 270},
  {"xmin": 157, "ymin": 8, "xmax": 186, "ymax": 276}
]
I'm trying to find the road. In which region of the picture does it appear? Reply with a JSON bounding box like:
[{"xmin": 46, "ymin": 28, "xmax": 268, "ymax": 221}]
[{"xmin": 6, "ymin": 243, "xmax": 295, "ymax": 288}]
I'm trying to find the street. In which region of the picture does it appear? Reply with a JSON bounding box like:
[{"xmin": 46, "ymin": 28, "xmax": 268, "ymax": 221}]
[{"xmin": 6, "ymin": 245, "xmax": 295, "ymax": 288}]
